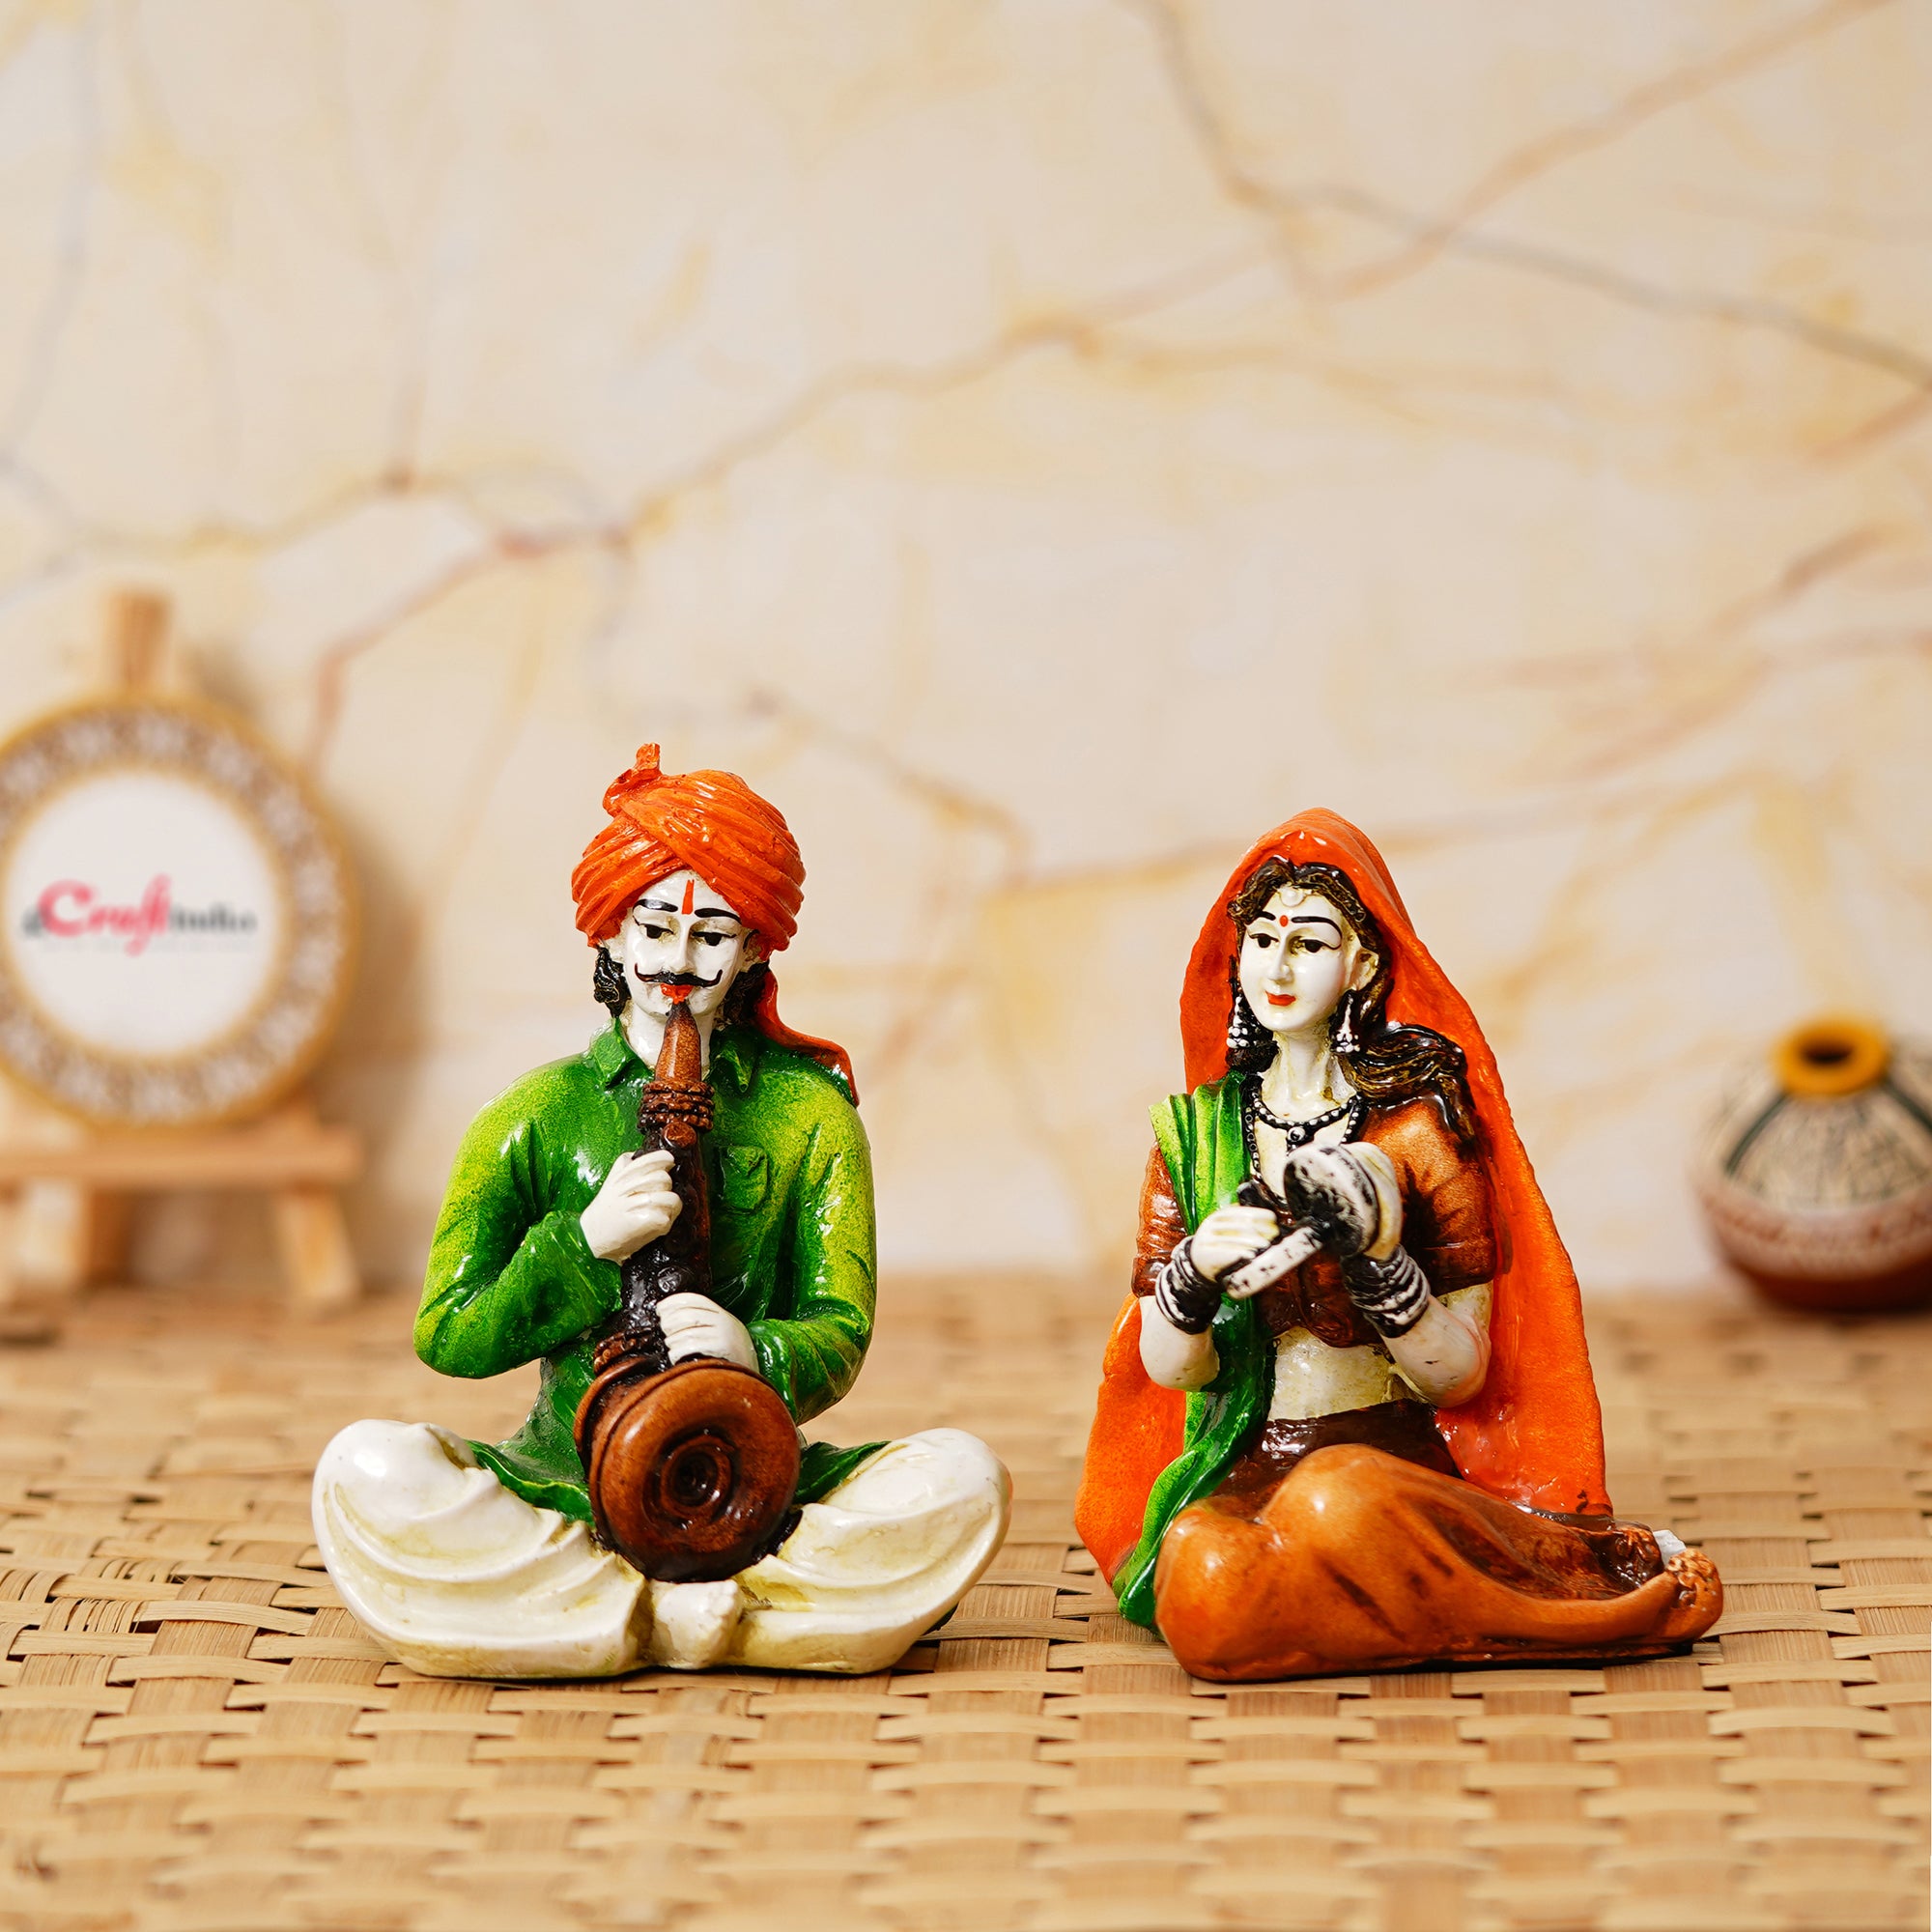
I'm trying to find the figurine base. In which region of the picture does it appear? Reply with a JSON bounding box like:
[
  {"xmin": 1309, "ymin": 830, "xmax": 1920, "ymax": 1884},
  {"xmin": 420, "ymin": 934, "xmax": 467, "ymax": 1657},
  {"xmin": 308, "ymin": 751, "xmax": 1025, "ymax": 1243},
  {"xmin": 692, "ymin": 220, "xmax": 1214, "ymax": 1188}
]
[{"xmin": 1171, "ymin": 1629, "xmax": 1715, "ymax": 1685}]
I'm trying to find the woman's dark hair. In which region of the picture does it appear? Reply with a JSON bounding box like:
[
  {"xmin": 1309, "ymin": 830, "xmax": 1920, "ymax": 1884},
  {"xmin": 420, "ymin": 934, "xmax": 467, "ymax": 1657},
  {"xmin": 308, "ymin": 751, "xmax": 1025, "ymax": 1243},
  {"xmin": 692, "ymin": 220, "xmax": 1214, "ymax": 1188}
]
[
  {"xmin": 1225, "ymin": 857, "xmax": 1475, "ymax": 1142},
  {"xmin": 592, "ymin": 947, "xmax": 770, "ymax": 1034}
]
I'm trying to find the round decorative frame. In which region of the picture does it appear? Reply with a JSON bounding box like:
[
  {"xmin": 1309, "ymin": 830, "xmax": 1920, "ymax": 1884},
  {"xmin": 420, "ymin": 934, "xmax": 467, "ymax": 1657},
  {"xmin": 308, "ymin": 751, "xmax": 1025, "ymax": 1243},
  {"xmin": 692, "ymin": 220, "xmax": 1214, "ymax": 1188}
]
[{"xmin": 0, "ymin": 697, "xmax": 355, "ymax": 1126}]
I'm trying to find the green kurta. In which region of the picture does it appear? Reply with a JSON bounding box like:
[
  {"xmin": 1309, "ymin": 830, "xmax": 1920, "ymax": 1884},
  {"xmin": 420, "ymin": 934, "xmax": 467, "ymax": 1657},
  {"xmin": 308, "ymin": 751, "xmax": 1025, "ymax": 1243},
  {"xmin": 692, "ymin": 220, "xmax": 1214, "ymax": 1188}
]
[
  {"xmin": 414, "ymin": 1018, "xmax": 881, "ymax": 1522},
  {"xmin": 1112, "ymin": 1074, "xmax": 1272, "ymax": 1630}
]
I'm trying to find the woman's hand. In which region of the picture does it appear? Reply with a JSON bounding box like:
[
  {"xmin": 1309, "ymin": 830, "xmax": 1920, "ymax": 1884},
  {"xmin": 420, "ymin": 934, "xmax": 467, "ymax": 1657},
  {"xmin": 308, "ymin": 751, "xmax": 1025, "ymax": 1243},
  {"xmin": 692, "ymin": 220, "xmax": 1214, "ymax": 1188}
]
[
  {"xmin": 1189, "ymin": 1206, "xmax": 1281, "ymax": 1281},
  {"xmin": 1154, "ymin": 1206, "xmax": 1279, "ymax": 1332},
  {"xmin": 580, "ymin": 1150, "xmax": 682, "ymax": 1263},
  {"xmin": 1278, "ymin": 1144, "xmax": 1391, "ymax": 1260},
  {"xmin": 657, "ymin": 1293, "xmax": 758, "ymax": 1373}
]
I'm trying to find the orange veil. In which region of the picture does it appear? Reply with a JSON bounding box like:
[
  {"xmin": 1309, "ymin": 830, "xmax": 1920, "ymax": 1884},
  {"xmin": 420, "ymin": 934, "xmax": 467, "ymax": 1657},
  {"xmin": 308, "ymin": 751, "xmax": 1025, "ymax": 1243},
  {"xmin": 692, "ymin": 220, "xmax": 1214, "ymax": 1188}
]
[{"xmin": 1077, "ymin": 810, "xmax": 1607, "ymax": 1579}]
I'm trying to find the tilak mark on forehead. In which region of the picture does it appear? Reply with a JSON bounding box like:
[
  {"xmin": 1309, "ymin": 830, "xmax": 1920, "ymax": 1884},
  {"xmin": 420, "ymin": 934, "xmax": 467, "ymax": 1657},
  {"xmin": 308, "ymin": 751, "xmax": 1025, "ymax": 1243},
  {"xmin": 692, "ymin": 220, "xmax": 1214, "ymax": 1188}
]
[
  {"xmin": 635, "ymin": 893, "xmax": 740, "ymax": 922},
  {"xmin": 1252, "ymin": 887, "xmax": 1343, "ymax": 934}
]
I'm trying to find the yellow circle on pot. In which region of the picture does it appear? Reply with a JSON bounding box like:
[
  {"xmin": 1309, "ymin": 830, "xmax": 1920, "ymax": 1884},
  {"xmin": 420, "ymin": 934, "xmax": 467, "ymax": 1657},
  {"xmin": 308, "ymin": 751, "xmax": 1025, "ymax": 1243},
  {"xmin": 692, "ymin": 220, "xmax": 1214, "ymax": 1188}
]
[{"xmin": 1773, "ymin": 1016, "xmax": 1889, "ymax": 1099}]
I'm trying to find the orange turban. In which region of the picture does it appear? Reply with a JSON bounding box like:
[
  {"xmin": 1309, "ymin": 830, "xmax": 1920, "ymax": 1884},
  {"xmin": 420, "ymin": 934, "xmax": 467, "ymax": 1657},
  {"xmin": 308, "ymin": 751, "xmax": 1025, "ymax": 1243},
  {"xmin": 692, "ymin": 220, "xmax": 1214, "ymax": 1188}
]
[
  {"xmin": 573, "ymin": 745, "xmax": 804, "ymax": 952},
  {"xmin": 572, "ymin": 745, "xmax": 855, "ymax": 1097}
]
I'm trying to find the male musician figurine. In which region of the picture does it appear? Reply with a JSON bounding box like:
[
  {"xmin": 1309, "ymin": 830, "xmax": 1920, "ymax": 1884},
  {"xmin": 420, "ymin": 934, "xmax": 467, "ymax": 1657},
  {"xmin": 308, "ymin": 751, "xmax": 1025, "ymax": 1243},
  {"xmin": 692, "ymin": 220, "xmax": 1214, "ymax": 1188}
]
[{"xmin": 313, "ymin": 746, "xmax": 1009, "ymax": 1676}]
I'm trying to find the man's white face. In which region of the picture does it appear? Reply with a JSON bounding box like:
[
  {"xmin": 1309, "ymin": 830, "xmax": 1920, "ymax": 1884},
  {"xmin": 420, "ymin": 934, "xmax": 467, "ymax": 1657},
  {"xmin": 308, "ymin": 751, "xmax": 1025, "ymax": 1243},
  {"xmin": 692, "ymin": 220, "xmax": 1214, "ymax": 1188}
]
[
  {"xmin": 1236, "ymin": 886, "xmax": 1376, "ymax": 1040},
  {"xmin": 615, "ymin": 869, "xmax": 757, "ymax": 1025}
]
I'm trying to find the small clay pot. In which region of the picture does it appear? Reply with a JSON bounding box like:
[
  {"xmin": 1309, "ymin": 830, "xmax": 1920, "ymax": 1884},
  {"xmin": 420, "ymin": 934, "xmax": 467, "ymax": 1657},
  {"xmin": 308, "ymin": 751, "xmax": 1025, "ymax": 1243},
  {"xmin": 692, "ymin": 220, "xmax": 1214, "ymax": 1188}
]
[{"xmin": 1694, "ymin": 1017, "xmax": 1932, "ymax": 1313}]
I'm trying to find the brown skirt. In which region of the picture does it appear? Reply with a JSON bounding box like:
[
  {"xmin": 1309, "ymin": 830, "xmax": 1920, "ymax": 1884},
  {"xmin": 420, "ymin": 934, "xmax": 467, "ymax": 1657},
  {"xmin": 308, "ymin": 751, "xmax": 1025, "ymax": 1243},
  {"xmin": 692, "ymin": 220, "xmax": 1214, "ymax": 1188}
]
[
  {"xmin": 1153, "ymin": 1407, "xmax": 1722, "ymax": 1682},
  {"xmin": 1214, "ymin": 1399, "xmax": 1461, "ymax": 1503}
]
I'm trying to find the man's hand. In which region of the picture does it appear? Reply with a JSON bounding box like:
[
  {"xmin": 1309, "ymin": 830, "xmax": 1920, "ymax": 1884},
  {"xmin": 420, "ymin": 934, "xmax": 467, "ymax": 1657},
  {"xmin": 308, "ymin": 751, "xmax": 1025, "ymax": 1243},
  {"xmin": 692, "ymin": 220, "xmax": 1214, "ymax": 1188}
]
[
  {"xmin": 657, "ymin": 1293, "xmax": 757, "ymax": 1373},
  {"xmin": 580, "ymin": 1150, "xmax": 682, "ymax": 1263}
]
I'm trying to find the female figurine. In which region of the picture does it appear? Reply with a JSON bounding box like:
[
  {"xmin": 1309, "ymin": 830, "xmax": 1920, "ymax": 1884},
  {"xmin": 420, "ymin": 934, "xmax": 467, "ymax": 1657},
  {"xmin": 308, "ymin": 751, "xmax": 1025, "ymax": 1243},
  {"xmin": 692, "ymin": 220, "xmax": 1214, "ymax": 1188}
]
[
  {"xmin": 313, "ymin": 747, "xmax": 1009, "ymax": 1678},
  {"xmin": 1076, "ymin": 810, "xmax": 1720, "ymax": 1681}
]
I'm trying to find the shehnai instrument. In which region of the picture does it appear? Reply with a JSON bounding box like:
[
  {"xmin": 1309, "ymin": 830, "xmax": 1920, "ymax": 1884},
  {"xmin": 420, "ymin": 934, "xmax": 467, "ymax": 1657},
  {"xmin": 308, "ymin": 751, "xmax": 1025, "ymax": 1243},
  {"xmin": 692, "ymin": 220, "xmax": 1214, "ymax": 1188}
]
[{"xmin": 573, "ymin": 995, "xmax": 800, "ymax": 1579}]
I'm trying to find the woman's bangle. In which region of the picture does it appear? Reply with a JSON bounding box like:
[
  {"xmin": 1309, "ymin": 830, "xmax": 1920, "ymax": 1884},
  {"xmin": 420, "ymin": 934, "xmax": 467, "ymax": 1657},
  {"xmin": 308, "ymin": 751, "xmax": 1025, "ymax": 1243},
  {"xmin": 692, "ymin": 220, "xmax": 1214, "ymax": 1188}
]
[
  {"xmin": 1342, "ymin": 1246, "xmax": 1431, "ymax": 1338},
  {"xmin": 1154, "ymin": 1240, "xmax": 1221, "ymax": 1334}
]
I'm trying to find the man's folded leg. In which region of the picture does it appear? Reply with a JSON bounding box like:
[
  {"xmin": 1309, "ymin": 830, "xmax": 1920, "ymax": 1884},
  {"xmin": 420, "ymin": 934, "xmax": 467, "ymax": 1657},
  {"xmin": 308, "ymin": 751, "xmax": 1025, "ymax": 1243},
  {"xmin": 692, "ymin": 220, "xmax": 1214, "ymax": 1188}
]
[
  {"xmin": 312, "ymin": 1419, "xmax": 651, "ymax": 1680},
  {"xmin": 316, "ymin": 1420, "xmax": 1010, "ymax": 1680},
  {"xmin": 725, "ymin": 1428, "xmax": 1011, "ymax": 1675}
]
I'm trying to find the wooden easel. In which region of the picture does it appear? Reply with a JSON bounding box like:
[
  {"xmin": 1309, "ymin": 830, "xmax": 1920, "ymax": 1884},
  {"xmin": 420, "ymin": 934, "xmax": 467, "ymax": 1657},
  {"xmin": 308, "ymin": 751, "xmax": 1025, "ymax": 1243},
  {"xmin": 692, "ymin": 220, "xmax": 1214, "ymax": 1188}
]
[{"xmin": 0, "ymin": 593, "xmax": 363, "ymax": 1321}]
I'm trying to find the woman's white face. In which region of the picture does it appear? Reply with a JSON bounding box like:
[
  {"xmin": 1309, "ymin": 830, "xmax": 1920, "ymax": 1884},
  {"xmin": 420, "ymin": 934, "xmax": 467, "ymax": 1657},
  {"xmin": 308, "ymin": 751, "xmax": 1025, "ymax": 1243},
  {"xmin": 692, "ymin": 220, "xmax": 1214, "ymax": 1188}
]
[{"xmin": 1236, "ymin": 886, "xmax": 1377, "ymax": 1040}]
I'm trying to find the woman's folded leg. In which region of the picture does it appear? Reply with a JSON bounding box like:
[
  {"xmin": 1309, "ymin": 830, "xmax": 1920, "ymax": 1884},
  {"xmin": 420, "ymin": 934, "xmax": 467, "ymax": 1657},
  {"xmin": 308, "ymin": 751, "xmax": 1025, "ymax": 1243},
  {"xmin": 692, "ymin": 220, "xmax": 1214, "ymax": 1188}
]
[{"xmin": 1154, "ymin": 1442, "xmax": 1720, "ymax": 1682}]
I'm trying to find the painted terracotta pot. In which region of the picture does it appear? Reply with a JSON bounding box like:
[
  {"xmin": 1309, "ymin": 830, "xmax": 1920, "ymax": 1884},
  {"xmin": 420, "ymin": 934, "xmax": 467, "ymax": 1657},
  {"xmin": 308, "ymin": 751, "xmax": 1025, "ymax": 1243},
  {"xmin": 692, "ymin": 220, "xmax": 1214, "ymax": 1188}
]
[{"xmin": 1694, "ymin": 1017, "xmax": 1932, "ymax": 1313}]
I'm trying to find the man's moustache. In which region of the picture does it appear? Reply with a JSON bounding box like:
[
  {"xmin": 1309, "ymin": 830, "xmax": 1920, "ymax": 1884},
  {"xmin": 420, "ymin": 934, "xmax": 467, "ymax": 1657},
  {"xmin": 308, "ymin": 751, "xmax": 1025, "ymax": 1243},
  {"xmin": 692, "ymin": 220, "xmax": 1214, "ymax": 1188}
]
[{"xmin": 635, "ymin": 968, "xmax": 724, "ymax": 990}]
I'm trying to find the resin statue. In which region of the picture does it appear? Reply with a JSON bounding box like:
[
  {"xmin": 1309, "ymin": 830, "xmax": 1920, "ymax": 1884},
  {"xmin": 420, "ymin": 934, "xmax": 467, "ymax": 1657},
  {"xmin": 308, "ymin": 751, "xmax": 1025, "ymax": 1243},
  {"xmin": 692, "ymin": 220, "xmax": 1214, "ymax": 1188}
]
[
  {"xmin": 314, "ymin": 745, "xmax": 1009, "ymax": 1677},
  {"xmin": 1076, "ymin": 810, "xmax": 1720, "ymax": 1681}
]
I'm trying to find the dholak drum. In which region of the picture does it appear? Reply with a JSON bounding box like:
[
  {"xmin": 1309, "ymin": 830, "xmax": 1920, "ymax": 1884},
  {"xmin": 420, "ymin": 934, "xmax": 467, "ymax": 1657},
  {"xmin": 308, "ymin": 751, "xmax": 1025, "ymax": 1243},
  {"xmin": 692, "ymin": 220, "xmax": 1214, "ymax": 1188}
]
[{"xmin": 575, "ymin": 1355, "xmax": 802, "ymax": 1581}]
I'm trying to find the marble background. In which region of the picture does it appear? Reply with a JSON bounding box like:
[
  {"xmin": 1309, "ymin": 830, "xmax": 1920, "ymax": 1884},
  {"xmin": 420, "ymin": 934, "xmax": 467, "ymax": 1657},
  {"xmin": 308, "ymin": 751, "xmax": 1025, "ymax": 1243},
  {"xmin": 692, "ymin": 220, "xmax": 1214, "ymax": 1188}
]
[{"xmin": 0, "ymin": 0, "xmax": 1926, "ymax": 1295}]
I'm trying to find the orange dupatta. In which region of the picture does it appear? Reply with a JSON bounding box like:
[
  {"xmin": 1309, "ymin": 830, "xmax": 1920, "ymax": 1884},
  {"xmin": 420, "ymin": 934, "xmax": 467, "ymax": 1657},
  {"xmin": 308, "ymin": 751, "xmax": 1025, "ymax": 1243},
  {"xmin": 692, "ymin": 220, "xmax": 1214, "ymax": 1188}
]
[{"xmin": 1076, "ymin": 810, "xmax": 1609, "ymax": 1583}]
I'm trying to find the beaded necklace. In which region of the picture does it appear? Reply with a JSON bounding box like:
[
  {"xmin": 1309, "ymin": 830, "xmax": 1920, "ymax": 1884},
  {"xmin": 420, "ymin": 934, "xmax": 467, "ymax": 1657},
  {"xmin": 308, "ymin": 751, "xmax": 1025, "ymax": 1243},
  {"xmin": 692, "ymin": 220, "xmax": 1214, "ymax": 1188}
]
[{"xmin": 1240, "ymin": 1077, "xmax": 1368, "ymax": 1197}]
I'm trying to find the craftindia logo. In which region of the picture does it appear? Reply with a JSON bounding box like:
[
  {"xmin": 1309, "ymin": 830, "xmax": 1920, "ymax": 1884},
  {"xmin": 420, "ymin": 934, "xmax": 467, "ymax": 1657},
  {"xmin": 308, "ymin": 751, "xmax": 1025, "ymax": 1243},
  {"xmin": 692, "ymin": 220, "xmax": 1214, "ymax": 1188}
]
[{"xmin": 16, "ymin": 876, "xmax": 260, "ymax": 955}]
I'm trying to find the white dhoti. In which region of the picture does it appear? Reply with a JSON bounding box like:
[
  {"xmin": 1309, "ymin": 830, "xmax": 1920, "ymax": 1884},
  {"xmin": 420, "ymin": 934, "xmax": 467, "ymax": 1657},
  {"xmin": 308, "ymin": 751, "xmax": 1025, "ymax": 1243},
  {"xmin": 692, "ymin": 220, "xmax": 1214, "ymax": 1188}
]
[{"xmin": 312, "ymin": 1420, "xmax": 1009, "ymax": 1678}]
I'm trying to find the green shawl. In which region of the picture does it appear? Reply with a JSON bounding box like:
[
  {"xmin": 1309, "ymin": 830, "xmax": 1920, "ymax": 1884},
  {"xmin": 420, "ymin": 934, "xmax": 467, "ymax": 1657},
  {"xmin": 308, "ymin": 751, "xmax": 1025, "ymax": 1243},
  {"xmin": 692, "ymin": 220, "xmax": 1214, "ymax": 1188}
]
[{"xmin": 1111, "ymin": 1072, "xmax": 1276, "ymax": 1630}]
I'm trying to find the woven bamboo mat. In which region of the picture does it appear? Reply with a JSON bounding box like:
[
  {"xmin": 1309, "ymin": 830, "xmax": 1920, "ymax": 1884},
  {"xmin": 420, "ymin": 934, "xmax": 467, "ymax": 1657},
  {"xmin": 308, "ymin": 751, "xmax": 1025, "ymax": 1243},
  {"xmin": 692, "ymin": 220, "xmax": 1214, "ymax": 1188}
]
[{"xmin": 0, "ymin": 1275, "xmax": 1925, "ymax": 1932}]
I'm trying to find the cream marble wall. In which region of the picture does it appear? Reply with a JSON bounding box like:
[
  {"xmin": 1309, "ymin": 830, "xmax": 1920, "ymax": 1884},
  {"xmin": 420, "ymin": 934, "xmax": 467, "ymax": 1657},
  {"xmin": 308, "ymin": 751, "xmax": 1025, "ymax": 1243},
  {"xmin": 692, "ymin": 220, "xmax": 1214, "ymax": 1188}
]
[{"xmin": 1, "ymin": 0, "xmax": 1927, "ymax": 1293}]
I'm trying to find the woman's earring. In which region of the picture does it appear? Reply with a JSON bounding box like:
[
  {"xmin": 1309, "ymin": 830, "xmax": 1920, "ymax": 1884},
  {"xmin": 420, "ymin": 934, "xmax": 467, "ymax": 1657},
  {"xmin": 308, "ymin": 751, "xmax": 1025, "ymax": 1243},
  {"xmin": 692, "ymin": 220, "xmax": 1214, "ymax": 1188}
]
[
  {"xmin": 1226, "ymin": 969, "xmax": 1267, "ymax": 1066},
  {"xmin": 1333, "ymin": 987, "xmax": 1363, "ymax": 1057}
]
